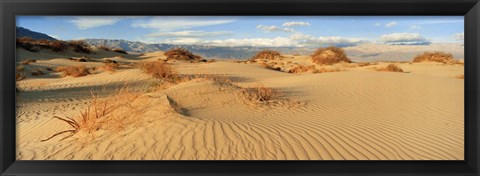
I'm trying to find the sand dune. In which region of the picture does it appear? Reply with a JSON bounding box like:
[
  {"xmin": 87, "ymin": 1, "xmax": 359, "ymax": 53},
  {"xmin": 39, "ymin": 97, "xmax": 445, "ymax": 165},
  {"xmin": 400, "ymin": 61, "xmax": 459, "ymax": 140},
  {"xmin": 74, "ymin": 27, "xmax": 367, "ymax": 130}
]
[{"xmin": 16, "ymin": 49, "xmax": 464, "ymax": 160}]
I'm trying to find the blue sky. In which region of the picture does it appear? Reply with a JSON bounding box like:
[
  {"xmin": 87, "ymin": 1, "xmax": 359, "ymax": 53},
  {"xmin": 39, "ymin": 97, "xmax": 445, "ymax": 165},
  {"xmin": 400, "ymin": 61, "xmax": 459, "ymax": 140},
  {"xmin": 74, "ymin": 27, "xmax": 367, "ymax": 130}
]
[{"xmin": 17, "ymin": 16, "xmax": 464, "ymax": 47}]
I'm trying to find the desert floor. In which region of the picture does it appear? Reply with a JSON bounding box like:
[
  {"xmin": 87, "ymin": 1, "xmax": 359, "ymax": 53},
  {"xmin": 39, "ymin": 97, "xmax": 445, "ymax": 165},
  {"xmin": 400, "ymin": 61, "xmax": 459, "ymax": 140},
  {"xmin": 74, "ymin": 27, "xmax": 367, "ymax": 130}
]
[{"xmin": 16, "ymin": 48, "xmax": 464, "ymax": 160}]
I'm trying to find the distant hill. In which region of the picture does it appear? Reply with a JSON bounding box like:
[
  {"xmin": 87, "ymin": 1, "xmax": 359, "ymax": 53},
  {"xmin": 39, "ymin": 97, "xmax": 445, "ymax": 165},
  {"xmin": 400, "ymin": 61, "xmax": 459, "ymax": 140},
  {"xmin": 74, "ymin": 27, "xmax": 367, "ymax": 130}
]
[
  {"xmin": 84, "ymin": 39, "xmax": 311, "ymax": 59},
  {"xmin": 16, "ymin": 27, "xmax": 57, "ymax": 41}
]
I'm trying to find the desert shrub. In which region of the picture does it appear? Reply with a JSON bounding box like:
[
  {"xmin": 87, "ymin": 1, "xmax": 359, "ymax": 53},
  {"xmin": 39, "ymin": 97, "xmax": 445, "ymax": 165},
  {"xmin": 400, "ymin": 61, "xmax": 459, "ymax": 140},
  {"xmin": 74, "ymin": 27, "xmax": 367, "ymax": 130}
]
[
  {"xmin": 165, "ymin": 48, "xmax": 202, "ymax": 61},
  {"xmin": 16, "ymin": 37, "xmax": 68, "ymax": 52},
  {"xmin": 103, "ymin": 59, "xmax": 118, "ymax": 64},
  {"xmin": 112, "ymin": 48, "xmax": 128, "ymax": 54},
  {"xmin": 21, "ymin": 59, "xmax": 36, "ymax": 65},
  {"xmin": 260, "ymin": 63, "xmax": 282, "ymax": 71},
  {"xmin": 251, "ymin": 50, "xmax": 283, "ymax": 60},
  {"xmin": 68, "ymin": 40, "xmax": 91, "ymax": 54},
  {"xmin": 41, "ymin": 87, "xmax": 141, "ymax": 141},
  {"xmin": 241, "ymin": 85, "xmax": 281, "ymax": 102},
  {"xmin": 311, "ymin": 46, "xmax": 351, "ymax": 65},
  {"xmin": 30, "ymin": 69, "xmax": 44, "ymax": 76},
  {"xmin": 288, "ymin": 65, "xmax": 318, "ymax": 73},
  {"xmin": 412, "ymin": 52, "xmax": 456, "ymax": 64},
  {"xmin": 56, "ymin": 65, "xmax": 90, "ymax": 77},
  {"xmin": 375, "ymin": 64, "xmax": 404, "ymax": 72},
  {"xmin": 16, "ymin": 73, "xmax": 26, "ymax": 81},
  {"xmin": 98, "ymin": 45, "xmax": 112, "ymax": 51},
  {"xmin": 45, "ymin": 67, "xmax": 54, "ymax": 72},
  {"xmin": 99, "ymin": 63, "xmax": 120, "ymax": 72},
  {"xmin": 139, "ymin": 61, "xmax": 177, "ymax": 79},
  {"xmin": 49, "ymin": 41, "xmax": 68, "ymax": 52}
]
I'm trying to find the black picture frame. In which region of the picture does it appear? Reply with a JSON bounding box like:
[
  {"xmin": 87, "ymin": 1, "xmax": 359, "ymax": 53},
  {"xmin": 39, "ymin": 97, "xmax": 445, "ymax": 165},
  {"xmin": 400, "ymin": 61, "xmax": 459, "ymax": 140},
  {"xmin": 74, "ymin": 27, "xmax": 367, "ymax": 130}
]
[{"xmin": 1, "ymin": 0, "xmax": 479, "ymax": 175}]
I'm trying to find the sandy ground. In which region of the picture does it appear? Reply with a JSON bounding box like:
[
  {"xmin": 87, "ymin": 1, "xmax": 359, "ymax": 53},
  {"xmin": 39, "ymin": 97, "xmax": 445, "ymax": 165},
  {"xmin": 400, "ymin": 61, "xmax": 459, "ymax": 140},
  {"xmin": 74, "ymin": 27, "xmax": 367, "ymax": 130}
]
[{"xmin": 16, "ymin": 49, "xmax": 464, "ymax": 160}]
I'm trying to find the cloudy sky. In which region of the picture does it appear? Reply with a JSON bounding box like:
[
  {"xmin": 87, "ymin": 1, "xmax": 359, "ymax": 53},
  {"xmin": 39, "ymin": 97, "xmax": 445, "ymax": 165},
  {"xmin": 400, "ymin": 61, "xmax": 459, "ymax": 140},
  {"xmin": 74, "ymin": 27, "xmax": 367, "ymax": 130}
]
[{"xmin": 17, "ymin": 16, "xmax": 464, "ymax": 47}]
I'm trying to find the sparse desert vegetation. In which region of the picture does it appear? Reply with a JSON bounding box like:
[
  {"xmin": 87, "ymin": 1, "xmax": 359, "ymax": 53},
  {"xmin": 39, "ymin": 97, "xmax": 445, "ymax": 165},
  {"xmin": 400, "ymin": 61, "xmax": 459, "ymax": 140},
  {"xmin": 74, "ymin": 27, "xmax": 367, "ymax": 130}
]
[
  {"xmin": 311, "ymin": 46, "xmax": 351, "ymax": 65},
  {"xmin": 251, "ymin": 50, "xmax": 284, "ymax": 60},
  {"xmin": 56, "ymin": 65, "xmax": 91, "ymax": 77},
  {"xmin": 139, "ymin": 61, "xmax": 177, "ymax": 79},
  {"xmin": 165, "ymin": 48, "xmax": 202, "ymax": 61},
  {"xmin": 288, "ymin": 65, "xmax": 318, "ymax": 73},
  {"xmin": 30, "ymin": 69, "xmax": 44, "ymax": 76},
  {"xmin": 375, "ymin": 64, "xmax": 404, "ymax": 72},
  {"xmin": 241, "ymin": 85, "xmax": 281, "ymax": 103},
  {"xmin": 412, "ymin": 51, "xmax": 456, "ymax": 64}
]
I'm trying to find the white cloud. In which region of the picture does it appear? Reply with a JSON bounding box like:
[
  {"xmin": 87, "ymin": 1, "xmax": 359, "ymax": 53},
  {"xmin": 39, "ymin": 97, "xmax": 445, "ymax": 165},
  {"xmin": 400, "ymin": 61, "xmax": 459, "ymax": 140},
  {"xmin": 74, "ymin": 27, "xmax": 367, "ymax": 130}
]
[
  {"xmin": 282, "ymin": 21, "xmax": 311, "ymax": 27},
  {"xmin": 380, "ymin": 33, "xmax": 431, "ymax": 45},
  {"xmin": 409, "ymin": 25, "xmax": 422, "ymax": 30},
  {"xmin": 452, "ymin": 32, "xmax": 464, "ymax": 41},
  {"xmin": 131, "ymin": 17, "xmax": 234, "ymax": 31},
  {"xmin": 374, "ymin": 23, "xmax": 381, "ymax": 27},
  {"xmin": 146, "ymin": 30, "xmax": 233, "ymax": 38},
  {"xmin": 68, "ymin": 16, "xmax": 125, "ymax": 30},
  {"xmin": 256, "ymin": 25, "xmax": 294, "ymax": 33},
  {"xmin": 385, "ymin": 21, "xmax": 398, "ymax": 28},
  {"xmin": 161, "ymin": 32, "xmax": 366, "ymax": 47}
]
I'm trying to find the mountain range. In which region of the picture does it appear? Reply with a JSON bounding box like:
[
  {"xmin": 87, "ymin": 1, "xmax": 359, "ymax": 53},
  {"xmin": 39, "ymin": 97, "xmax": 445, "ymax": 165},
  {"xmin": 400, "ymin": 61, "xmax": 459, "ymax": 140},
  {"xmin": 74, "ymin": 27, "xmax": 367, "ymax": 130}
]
[{"xmin": 16, "ymin": 27, "xmax": 57, "ymax": 41}]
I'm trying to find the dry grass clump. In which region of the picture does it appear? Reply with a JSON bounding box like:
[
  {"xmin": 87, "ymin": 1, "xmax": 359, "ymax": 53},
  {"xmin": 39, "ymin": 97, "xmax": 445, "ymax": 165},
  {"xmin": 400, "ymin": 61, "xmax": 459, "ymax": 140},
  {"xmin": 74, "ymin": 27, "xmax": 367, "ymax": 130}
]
[
  {"xmin": 288, "ymin": 65, "xmax": 318, "ymax": 73},
  {"xmin": 165, "ymin": 48, "xmax": 202, "ymax": 61},
  {"xmin": 56, "ymin": 65, "xmax": 91, "ymax": 77},
  {"xmin": 112, "ymin": 48, "xmax": 128, "ymax": 54},
  {"xmin": 241, "ymin": 85, "xmax": 281, "ymax": 102},
  {"xmin": 207, "ymin": 59, "xmax": 216, "ymax": 63},
  {"xmin": 41, "ymin": 87, "xmax": 142, "ymax": 141},
  {"xmin": 260, "ymin": 63, "xmax": 282, "ymax": 71},
  {"xmin": 311, "ymin": 46, "xmax": 351, "ymax": 65},
  {"xmin": 375, "ymin": 64, "xmax": 404, "ymax": 72},
  {"xmin": 139, "ymin": 61, "xmax": 177, "ymax": 79},
  {"xmin": 412, "ymin": 52, "xmax": 456, "ymax": 64},
  {"xmin": 98, "ymin": 63, "xmax": 120, "ymax": 72},
  {"xmin": 30, "ymin": 69, "xmax": 44, "ymax": 76},
  {"xmin": 455, "ymin": 74, "xmax": 464, "ymax": 79},
  {"xmin": 16, "ymin": 73, "xmax": 26, "ymax": 81},
  {"xmin": 251, "ymin": 50, "xmax": 283, "ymax": 60},
  {"xmin": 68, "ymin": 40, "xmax": 91, "ymax": 54},
  {"xmin": 21, "ymin": 59, "xmax": 36, "ymax": 65}
]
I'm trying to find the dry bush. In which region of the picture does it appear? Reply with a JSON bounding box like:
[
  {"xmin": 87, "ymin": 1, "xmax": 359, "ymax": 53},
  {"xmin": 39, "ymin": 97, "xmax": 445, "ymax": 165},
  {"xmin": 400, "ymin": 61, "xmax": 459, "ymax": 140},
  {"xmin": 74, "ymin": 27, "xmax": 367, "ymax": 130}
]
[
  {"xmin": 45, "ymin": 67, "xmax": 54, "ymax": 72},
  {"xmin": 21, "ymin": 59, "xmax": 36, "ymax": 65},
  {"xmin": 112, "ymin": 48, "xmax": 128, "ymax": 54},
  {"xmin": 259, "ymin": 63, "xmax": 282, "ymax": 71},
  {"xmin": 165, "ymin": 48, "xmax": 202, "ymax": 61},
  {"xmin": 99, "ymin": 63, "xmax": 120, "ymax": 72},
  {"xmin": 241, "ymin": 85, "xmax": 281, "ymax": 102},
  {"xmin": 412, "ymin": 52, "xmax": 456, "ymax": 64},
  {"xmin": 56, "ymin": 65, "xmax": 90, "ymax": 77},
  {"xmin": 16, "ymin": 73, "xmax": 26, "ymax": 81},
  {"xmin": 251, "ymin": 50, "xmax": 283, "ymax": 60},
  {"xmin": 288, "ymin": 65, "xmax": 318, "ymax": 73},
  {"xmin": 455, "ymin": 74, "xmax": 464, "ymax": 79},
  {"xmin": 41, "ymin": 87, "xmax": 141, "ymax": 141},
  {"xmin": 357, "ymin": 62, "xmax": 372, "ymax": 67},
  {"xmin": 103, "ymin": 59, "xmax": 118, "ymax": 64},
  {"xmin": 311, "ymin": 46, "xmax": 351, "ymax": 65},
  {"xmin": 139, "ymin": 61, "xmax": 177, "ymax": 79},
  {"xmin": 30, "ymin": 69, "xmax": 44, "ymax": 76},
  {"xmin": 375, "ymin": 64, "xmax": 404, "ymax": 72},
  {"xmin": 16, "ymin": 37, "xmax": 68, "ymax": 52},
  {"xmin": 68, "ymin": 40, "xmax": 91, "ymax": 54}
]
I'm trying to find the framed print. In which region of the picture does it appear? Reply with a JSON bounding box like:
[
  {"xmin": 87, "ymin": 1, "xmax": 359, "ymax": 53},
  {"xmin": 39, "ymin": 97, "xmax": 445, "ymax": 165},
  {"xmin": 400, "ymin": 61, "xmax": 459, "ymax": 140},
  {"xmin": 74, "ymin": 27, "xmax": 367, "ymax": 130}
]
[{"xmin": 1, "ymin": 0, "xmax": 479, "ymax": 175}]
